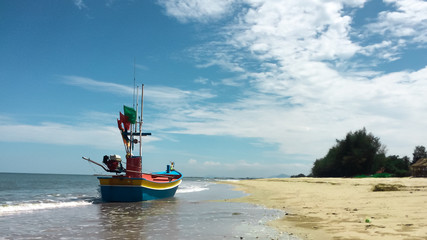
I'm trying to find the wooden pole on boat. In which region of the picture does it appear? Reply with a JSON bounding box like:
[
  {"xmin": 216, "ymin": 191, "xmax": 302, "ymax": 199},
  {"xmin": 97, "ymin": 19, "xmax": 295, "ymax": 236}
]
[
  {"xmin": 133, "ymin": 58, "xmax": 136, "ymax": 109},
  {"xmin": 140, "ymin": 84, "xmax": 144, "ymax": 157},
  {"xmin": 129, "ymin": 59, "xmax": 136, "ymax": 156},
  {"xmin": 132, "ymin": 85, "xmax": 139, "ymax": 155}
]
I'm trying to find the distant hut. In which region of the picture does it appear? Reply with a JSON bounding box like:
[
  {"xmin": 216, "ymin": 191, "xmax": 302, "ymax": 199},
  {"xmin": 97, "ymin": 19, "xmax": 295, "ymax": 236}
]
[{"xmin": 411, "ymin": 158, "xmax": 427, "ymax": 177}]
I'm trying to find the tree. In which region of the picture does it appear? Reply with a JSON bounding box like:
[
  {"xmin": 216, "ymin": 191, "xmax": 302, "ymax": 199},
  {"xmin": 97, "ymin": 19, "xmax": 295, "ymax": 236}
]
[
  {"xmin": 412, "ymin": 146, "xmax": 427, "ymax": 164},
  {"xmin": 311, "ymin": 128, "xmax": 385, "ymax": 177},
  {"xmin": 383, "ymin": 155, "xmax": 411, "ymax": 177}
]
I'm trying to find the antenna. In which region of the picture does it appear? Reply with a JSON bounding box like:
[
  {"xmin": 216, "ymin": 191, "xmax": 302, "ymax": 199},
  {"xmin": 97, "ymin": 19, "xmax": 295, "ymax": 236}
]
[{"xmin": 133, "ymin": 57, "xmax": 136, "ymax": 109}]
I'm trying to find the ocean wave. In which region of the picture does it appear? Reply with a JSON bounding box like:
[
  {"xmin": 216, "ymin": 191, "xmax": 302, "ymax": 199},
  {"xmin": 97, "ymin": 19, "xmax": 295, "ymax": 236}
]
[
  {"xmin": 0, "ymin": 201, "xmax": 93, "ymax": 216},
  {"xmin": 176, "ymin": 185, "xmax": 209, "ymax": 194},
  {"xmin": 215, "ymin": 179, "xmax": 241, "ymax": 182}
]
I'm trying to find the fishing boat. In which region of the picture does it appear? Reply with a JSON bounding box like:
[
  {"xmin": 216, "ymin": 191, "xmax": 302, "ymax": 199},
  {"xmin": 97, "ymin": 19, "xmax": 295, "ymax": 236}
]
[{"xmin": 83, "ymin": 84, "xmax": 182, "ymax": 202}]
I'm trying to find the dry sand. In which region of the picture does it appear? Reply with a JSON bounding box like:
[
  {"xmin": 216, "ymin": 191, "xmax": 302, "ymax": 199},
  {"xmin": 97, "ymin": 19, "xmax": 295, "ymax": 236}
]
[{"xmin": 225, "ymin": 177, "xmax": 427, "ymax": 240}]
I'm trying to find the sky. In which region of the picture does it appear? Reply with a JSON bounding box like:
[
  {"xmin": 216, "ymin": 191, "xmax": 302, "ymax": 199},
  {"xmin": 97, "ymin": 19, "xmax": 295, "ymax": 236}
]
[{"xmin": 1, "ymin": 0, "xmax": 426, "ymax": 178}]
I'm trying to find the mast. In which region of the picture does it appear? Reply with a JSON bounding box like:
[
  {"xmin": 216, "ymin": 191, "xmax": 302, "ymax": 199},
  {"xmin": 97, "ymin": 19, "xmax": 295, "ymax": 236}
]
[
  {"xmin": 132, "ymin": 85, "xmax": 139, "ymax": 155},
  {"xmin": 133, "ymin": 58, "xmax": 136, "ymax": 109},
  {"xmin": 140, "ymin": 84, "xmax": 144, "ymax": 157},
  {"xmin": 129, "ymin": 58, "xmax": 137, "ymax": 156}
]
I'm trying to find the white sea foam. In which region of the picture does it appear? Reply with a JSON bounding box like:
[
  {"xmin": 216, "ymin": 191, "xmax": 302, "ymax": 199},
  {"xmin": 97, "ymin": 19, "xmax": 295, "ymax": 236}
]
[
  {"xmin": 0, "ymin": 201, "xmax": 92, "ymax": 216},
  {"xmin": 216, "ymin": 179, "xmax": 241, "ymax": 182},
  {"xmin": 176, "ymin": 185, "xmax": 209, "ymax": 193},
  {"xmin": 176, "ymin": 180, "xmax": 212, "ymax": 194}
]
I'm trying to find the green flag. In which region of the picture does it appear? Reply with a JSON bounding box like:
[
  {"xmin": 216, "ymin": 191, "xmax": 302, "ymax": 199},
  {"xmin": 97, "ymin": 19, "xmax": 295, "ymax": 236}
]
[{"xmin": 123, "ymin": 105, "xmax": 137, "ymax": 124}]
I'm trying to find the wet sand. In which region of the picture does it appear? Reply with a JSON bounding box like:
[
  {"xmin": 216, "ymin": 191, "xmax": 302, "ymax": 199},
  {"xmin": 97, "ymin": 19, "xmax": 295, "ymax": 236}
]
[{"xmin": 225, "ymin": 177, "xmax": 427, "ymax": 240}]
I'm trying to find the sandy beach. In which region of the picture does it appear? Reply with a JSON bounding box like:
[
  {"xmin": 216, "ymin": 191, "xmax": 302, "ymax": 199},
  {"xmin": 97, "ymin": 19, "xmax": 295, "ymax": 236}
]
[{"xmin": 225, "ymin": 177, "xmax": 427, "ymax": 240}]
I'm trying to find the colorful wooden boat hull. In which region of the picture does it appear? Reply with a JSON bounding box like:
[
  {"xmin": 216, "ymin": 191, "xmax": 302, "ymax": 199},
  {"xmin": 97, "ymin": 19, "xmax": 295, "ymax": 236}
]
[{"xmin": 98, "ymin": 173, "xmax": 182, "ymax": 202}]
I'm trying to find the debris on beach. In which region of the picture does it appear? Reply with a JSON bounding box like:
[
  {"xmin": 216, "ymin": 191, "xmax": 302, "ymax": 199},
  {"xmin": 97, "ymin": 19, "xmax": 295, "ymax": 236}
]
[{"xmin": 372, "ymin": 183, "xmax": 404, "ymax": 192}]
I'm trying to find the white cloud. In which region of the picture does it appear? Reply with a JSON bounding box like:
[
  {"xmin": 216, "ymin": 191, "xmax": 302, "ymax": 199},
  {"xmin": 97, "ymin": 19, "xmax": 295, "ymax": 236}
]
[
  {"xmin": 368, "ymin": 0, "xmax": 427, "ymax": 43},
  {"xmin": 0, "ymin": 121, "xmax": 120, "ymax": 149},
  {"xmin": 62, "ymin": 75, "xmax": 133, "ymax": 95},
  {"xmin": 167, "ymin": 66, "xmax": 427, "ymax": 160},
  {"xmin": 62, "ymin": 76, "xmax": 217, "ymax": 104},
  {"xmin": 188, "ymin": 158, "xmax": 198, "ymax": 164},
  {"xmin": 155, "ymin": 0, "xmax": 427, "ymax": 163},
  {"xmin": 203, "ymin": 161, "xmax": 221, "ymax": 166},
  {"xmin": 147, "ymin": 86, "xmax": 215, "ymax": 102},
  {"xmin": 229, "ymin": 1, "xmax": 362, "ymax": 62},
  {"xmin": 74, "ymin": 0, "xmax": 87, "ymax": 10},
  {"xmin": 158, "ymin": 0, "xmax": 235, "ymax": 23},
  {"xmin": 0, "ymin": 118, "xmax": 161, "ymax": 150},
  {"xmin": 106, "ymin": 0, "xmax": 116, "ymax": 8},
  {"xmin": 194, "ymin": 77, "xmax": 209, "ymax": 84},
  {"xmin": 135, "ymin": 64, "xmax": 149, "ymax": 71},
  {"xmin": 360, "ymin": 0, "xmax": 427, "ymax": 62}
]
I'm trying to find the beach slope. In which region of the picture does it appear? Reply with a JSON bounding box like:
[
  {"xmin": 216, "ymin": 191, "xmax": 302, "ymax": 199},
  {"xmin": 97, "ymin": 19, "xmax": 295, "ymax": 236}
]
[{"xmin": 226, "ymin": 177, "xmax": 427, "ymax": 240}]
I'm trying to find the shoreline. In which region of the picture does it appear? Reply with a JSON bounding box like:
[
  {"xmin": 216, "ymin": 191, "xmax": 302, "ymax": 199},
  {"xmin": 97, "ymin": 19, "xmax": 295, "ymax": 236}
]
[{"xmin": 224, "ymin": 177, "xmax": 427, "ymax": 240}]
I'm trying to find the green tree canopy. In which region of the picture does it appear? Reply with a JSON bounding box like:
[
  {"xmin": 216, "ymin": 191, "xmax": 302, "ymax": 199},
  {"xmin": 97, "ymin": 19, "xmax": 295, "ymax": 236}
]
[
  {"xmin": 311, "ymin": 128, "xmax": 386, "ymax": 177},
  {"xmin": 383, "ymin": 155, "xmax": 411, "ymax": 177},
  {"xmin": 412, "ymin": 145, "xmax": 426, "ymax": 164}
]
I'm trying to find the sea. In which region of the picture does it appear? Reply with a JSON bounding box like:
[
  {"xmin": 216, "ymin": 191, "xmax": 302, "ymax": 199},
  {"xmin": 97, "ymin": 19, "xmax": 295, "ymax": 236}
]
[{"xmin": 0, "ymin": 173, "xmax": 297, "ymax": 240}]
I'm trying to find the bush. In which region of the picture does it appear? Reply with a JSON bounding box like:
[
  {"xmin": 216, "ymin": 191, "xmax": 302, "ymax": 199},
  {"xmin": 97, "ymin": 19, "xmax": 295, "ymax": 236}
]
[
  {"xmin": 372, "ymin": 173, "xmax": 393, "ymax": 178},
  {"xmin": 291, "ymin": 173, "xmax": 306, "ymax": 178}
]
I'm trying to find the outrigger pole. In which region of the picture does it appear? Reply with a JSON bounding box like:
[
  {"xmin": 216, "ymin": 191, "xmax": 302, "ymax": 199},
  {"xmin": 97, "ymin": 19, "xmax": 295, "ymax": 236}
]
[{"xmin": 82, "ymin": 157, "xmax": 109, "ymax": 172}]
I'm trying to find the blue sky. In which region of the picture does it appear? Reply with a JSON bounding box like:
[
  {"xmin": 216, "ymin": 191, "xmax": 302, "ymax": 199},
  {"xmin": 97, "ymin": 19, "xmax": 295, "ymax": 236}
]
[{"xmin": 1, "ymin": 0, "xmax": 426, "ymax": 177}]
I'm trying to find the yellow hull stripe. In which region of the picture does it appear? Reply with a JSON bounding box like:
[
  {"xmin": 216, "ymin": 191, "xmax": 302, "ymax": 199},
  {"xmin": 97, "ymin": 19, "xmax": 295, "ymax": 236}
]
[{"xmin": 99, "ymin": 178, "xmax": 182, "ymax": 190}]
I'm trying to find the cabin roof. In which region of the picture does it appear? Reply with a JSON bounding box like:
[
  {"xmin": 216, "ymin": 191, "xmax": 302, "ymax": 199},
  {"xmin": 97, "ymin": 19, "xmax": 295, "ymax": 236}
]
[{"xmin": 412, "ymin": 158, "xmax": 427, "ymax": 167}]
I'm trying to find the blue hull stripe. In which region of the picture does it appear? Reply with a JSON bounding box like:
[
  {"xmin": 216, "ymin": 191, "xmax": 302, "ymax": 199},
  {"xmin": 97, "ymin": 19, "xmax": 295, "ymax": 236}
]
[{"xmin": 99, "ymin": 185, "xmax": 179, "ymax": 202}]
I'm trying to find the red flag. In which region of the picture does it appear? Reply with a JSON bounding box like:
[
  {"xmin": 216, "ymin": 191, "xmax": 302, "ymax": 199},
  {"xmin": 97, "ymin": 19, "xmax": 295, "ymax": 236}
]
[
  {"xmin": 117, "ymin": 119, "xmax": 124, "ymax": 131},
  {"xmin": 120, "ymin": 112, "xmax": 130, "ymax": 131}
]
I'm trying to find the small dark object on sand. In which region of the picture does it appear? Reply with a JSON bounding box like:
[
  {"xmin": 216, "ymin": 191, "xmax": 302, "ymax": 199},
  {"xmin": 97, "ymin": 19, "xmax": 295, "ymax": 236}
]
[{"xmin": 372, "ymin": 183, "xmax": 404, "ymax": 192}]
